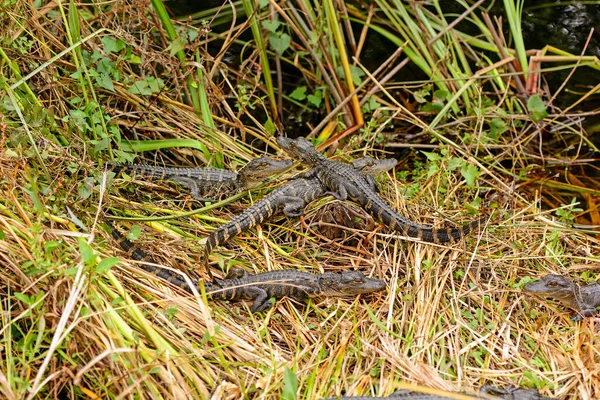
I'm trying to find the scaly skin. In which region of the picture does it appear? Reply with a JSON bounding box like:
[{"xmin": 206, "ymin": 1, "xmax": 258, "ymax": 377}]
[
  {"xmin": 323, "ymin": 386, "xmax": 552, "ymax": 399},
  {"xmin": 106, "ymin": 155, "xmax": 292, "ymax": 202},
  {"xmin": 523, "ymin": 274, "xmax": 600, "ymax": 321},
  {"xmin": 108, "ymin": 222, "xmax": 386, "ymax": 312},
  {"xmin": 277, "ymin": 137, "xmax": 484, "ymax": 244},
  {"xmin": 205, "ymin": 156, "xmax": 397, "ymax": 258}
]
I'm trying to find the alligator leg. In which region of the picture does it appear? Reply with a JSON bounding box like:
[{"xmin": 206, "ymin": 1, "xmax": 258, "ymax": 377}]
[
  {"xmin": 324, "ymin": 184, "xmax": 348, "ymax": 201},
  {"xmin": 571, "ymin": 307, "xmax": 598, "ymax": 321},
  {"xmin": 220, "ymin": 269, "xmax": 276, "ymax": 312},
  {"xmin": 224, "ymin": 268, "xmax": 249, "ymax": 279},
  {"xmin": 280, "ymin": 196, "xmax": 309, "ymax": 217},
  {"xmin": 363, "ymin": 175, "xmax": 380, "ymax": 192},
  {"xmin": 169, "ymin": 176, "xmax": 219, "ymax": 202},
  {"xmin": 247, "ymin": 288, "xmax": 275, "ymax": 312}
]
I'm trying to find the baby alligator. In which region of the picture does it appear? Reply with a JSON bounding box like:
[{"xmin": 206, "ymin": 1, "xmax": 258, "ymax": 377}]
[
  {"xmin": 277, "ymin": 136, "xmax": 484, "ymax": 244},
  {"xmin": 205, "ymin": 156, "xmax": 398, "ymax": 259},
  {"xmin": 105, "ymin": 155, "xmax": 292, "ymax": 202},
  {"xmin": 523, "ymin": 274, "xmax": 600, "ymax": 321},
  {"xmin": 323, "ymin": 385, "xmax": 552, "ymax": 399},
  {"xmin": 107, "ymin": 222, "xmax": 386, "ymax": 312}
]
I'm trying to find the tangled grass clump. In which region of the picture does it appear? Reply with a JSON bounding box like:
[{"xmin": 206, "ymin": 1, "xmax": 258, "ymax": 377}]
[{"xmin": 0, "ymin": 1, "xmax": 599, "ymax": 398}]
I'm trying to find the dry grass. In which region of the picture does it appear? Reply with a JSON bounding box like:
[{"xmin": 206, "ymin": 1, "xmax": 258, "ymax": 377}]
[{"xmin": 1, "ymin": 1, "xmax": 599, "ymax": 399}]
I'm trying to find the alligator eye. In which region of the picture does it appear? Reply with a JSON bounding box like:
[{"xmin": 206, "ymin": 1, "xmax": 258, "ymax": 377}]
[
  {"xmin": 353, "ymin": 278, "xmax": 364, "ymax": 283},
  {"xmin": 547, "ymin": 282, "xmax": 559, "ymax": 287}
]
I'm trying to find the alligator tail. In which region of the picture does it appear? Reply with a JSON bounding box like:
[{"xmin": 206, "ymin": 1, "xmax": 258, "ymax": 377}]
[
  {"xmin": 411, "ymin": 215, "xmax": 488, "ymax": 244},
  {"xmin": 106, "ymin": 221, "xmax": 195, "ymax": 291},
  {"xmin": 205, "ymin": 199, "xmax": 276, "ymax": 257}
]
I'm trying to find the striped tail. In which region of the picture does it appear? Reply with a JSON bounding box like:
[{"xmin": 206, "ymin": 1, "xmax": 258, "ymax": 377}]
[
  {"xmin": 205, "ymin": 198, "xmax": 278, "ymax": 258},
  {"xmin": 104, "ymin": 162, "xmax": 171, "ymax": 180},
  {"xmin": 106, "ymin": 221, "xmax": 196, "ymax": 291},
  {"xmin": 403, "ymin": 215, "xmax": 487, "ymax": 244}
]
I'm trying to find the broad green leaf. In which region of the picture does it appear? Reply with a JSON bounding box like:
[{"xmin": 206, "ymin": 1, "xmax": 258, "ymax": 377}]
[
  {"xmin": 168, "ymin": 37, "xmax": 187, "ymax": 57},
  {"xmin": 307, "ymin": 91, "xmax": 322, "ymax": 107},
  {"xmin": 264, "ymin": 117, "xmax": 276, "ymax": 135},
  {"xmin": 422, "ymin": 102, "xmax": 443, "ymax": 112},
  {"xmin": 14, "ymin": 292, "xmax": 33, "ymax": 306},
  {"xmin": 268, "ymin": 32, "xmax": 291, "ymax": 56},
  {"xmin": 421, "ymin": 151, "xmax": 442, "ymax": 161},
  {"xmin": 96, "ymin": 74, "xmax": 114, "ymax": 92},
  {"xmin": 282, "ymin": 367, "xmax": 298, "ymax": 400},
  {"xmin": 289, "ymin": 86, "xmax": 307, "ymax": 101},
  {"xmin": 128, "ymin": 77, "xmax": 165, "ymax": 95},
  {"xmin": 489, "ymin": 117, "xmax": 508, "ymax": 139},
  {"xmin": 102, "ymin": 36, "xmax": 125, "ymax": 53},
  {"xmin": 78, "ymin": 236, "xmax": 96, "ymax": 266},
  {"xmin": 127, "ymin": 225, "xmax": 142, "ymax": 240},
  {"xmin": 461, "ymin": 164, "xmax": 479, "ymax": 187},
  {"xmin": 527, "ymin": 94, "xmax": 548, "ymax": 122},
  {"xmin": 77, "ymin": 176, "xmax": 95, "ymax": 200},
  {"xmin": 96, "ymin": 257, "xmax": 120, "ymax": 275},
  {"xmin": 349, "ymin": 65, "xmax": 365, "ymax": 85},
  {"xmin": 262, "ymin": 20, "xmax": 280, "ymax": 33},
  {"xmin": 433, "ymin": 90, "xmax": 449, "ymax": 100},
  {"xmin": 447, "ymin": 157, "xmax": 464, "ymax": 171}
]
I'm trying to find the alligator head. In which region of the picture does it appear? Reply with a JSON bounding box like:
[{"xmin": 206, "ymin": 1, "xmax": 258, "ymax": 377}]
[
  {"xmin": 523, "ymin": 274, "xmax": 577, "ymax": 308},
  {"xmin": 276, "ymin": 136, "xmax": 325, "ymax": 166},
  {"xmin": 318, "ymin": 271, "xmax": 387, "ymax": 297},
  {"xmin": 240, "ymin": 155, "xmax": 293, "ymax": 182}
]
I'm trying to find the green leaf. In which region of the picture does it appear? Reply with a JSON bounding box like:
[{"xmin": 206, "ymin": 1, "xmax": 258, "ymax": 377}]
[
  {"xmin": 268, "ymin": 32, "xmax": 291, "ymax": 56},
  {"xmin": 96, "ymin": 257, "xmax": 120, "ymax": 275},
  {"xmin": 126, "ymin": 54, "xmax": 142, "ymax": 64},
  {"xmin": 264, "ymin": 117, "xmax": 276, "ymax": 135},
  {"xmin": 349, "ymin": 65, "xmax": 365, "ymax": 85},
  {"xmin": 128, "ymin": 77, "xmax": 165, "ymax": 95},
  {"xmin": 362, "ymin": 96, "xmax": 381, "ymax": 113},
  {"xmin": 96, "ymin": 73, "xmax": 114, "ymax": 92},
  {"xmin": 307, "ymin": 91, "xmax": 322, "ymax": 108},
  {"xmin": 413, "ymin": 86, "xmax": 431, "ymax": 103},
  {"xmin": 127, "ymin": 225, "xmax": 142, "ymax": 240},
  {"xmin": 527, "ymin": 94, "xmax": 548, "ymax": 122},
  {"xmin": 102, "ymin": 36, "xmax": 125, "ymax": 53},
  {"xmin": 433, "ymin": 90, "xmax": 449, "ymax": 100},
  {"xmin": 68, "ymin": 0, "xmax": 81, "ymax": 44},
  {"xmin": 460, "ymin": 164, "xmax": 479, "ymax": 187},
  {"xmin": 427, "ymin": 163, "xmax": 439, "ymax": 178},
  {"xmin": 77, "ymin": 176, "xmax": 95, "ymax": 200},
  {"xmin": 14, "ymin": 292, "xmax": 33, "ymax": 306},
  {"xmin": 447, "ymin": 157, "xmax": 464, "ymax": 171},
  {"xmin": 289, "ymin": 86, "xmax": 307, "ymax": 101},
  {"xmin": 421, "ymin": 102, "xmax": 443, "ymax": 112},
  {"xmin": 92, "ymin": 137, "xmax": 110, "ymax": 153},
  {"xmin": 421, "ymin": 151, "xmax": 442, "ymax": 161},
  {"xmin": 168, "ymin": 37, "xmax": 187, "ymax": 57},
  {"xmin": 78, "ymin": 237, "xmax": 96, "ymax": 266},
  {"xmin": 282, "ymin": 367, "xmax": 298, "ymax": 400},
  {"xmin": 488, "ymin": 117, "xmax": 508, "ymax": 139},
  {"xmin": 262, "ymin": 20, "xmax": 280, "ymax": 33}
]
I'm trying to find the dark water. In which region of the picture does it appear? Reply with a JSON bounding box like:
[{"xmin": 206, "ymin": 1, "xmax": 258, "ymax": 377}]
[
  {"xmin": 168, "ymin": 1, "xmax": 599, "ymax": 104},
  {"xmin": 441, "ymin": 1, "xmax": 600, "ymax": 111},
  {"xmin": 166, "ymin": 1, "xmax": 599, "ymax": 143}
]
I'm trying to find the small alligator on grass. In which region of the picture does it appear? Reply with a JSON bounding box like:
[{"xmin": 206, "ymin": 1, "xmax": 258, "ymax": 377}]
[
  {"xmin": 277, "ymin": 136, "xmax": 485, "ymax": 244},
  {"xmin": 204, "ymin": 156, "xmax": 398, "ymax": 260},
  {"xmin": 323, "ymin": 385, "xmax": 553, "ymax": 399},
  {"xmin": 105, "ymin": 155, "xmax": 292, "ymax": 202},
  {"xmin": 523, "ymin": 274, "xmax": 600, "ymax": 321},
  {"xmin": 107, "ymin": 221, "xmax": 386, "ymax": 312}
]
